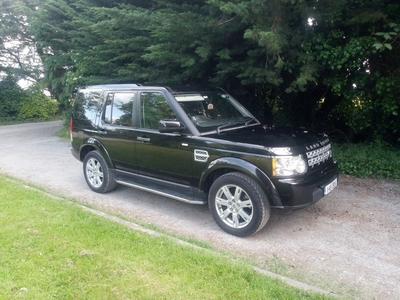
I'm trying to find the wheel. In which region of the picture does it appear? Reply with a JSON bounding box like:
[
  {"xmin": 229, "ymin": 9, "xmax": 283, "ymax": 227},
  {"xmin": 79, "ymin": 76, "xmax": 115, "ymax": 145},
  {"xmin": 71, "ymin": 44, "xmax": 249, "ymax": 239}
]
[
  {"xmin": 83, "ymin": 150, "xmax": 117, "ymax": 193},
  {"xmin": 208, "ymin": 172, "xmax": 270, "ymax": 237}
]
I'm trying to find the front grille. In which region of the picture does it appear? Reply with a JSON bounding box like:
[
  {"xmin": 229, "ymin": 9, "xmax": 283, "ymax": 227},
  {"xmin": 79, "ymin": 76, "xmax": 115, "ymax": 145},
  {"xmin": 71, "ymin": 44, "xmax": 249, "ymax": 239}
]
[{"xmin": 306, "ymin": 139, "xmax": 332, "ymax": 168}]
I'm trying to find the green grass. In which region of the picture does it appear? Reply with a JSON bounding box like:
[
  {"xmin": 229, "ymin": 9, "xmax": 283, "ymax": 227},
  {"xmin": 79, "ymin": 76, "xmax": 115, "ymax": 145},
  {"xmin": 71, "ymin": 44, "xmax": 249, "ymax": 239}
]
[
  {"xmin": 57, "ymin": 125, "xmax": 70, "ymax": 140},
  {"xmin": 333, "ymin": 141, "xmax": 400, "ymax": 180},
  {"xmin": 0, "ymin": 175, "xmax": 332, "ymax": 300}
]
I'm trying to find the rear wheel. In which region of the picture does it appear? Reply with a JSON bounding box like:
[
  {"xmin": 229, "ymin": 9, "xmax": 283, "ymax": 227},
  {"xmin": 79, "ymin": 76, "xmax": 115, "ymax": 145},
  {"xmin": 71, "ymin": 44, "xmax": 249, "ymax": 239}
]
[
  {"xmin": 208, "ymin": 172, "xmax": 270, "ymax": 237},
  {"xmin": 83, "ymin": 151, "xmax": 117, "ymax": 193}
]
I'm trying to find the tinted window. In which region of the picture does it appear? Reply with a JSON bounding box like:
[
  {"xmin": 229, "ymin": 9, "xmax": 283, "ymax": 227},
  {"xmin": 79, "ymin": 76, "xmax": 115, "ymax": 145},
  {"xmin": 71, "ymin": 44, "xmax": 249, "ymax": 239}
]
[
  {"xmin": 104, "ymin": 92, "xmax": 135, "ymax": 126},
  {"xmin": 73, "ymin": 90, "xmax": 102, "ymax": 121},
  {"xmin": 140, "ymin": 92, "xmax": 177, "ymax": 130}
]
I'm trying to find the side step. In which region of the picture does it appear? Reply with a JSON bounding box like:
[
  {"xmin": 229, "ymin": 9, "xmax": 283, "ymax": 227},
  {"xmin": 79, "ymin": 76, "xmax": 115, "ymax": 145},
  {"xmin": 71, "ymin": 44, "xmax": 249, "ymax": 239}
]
[{"xmin": 115, "ymin": 179, "xmax": 207, "ymax": 205}]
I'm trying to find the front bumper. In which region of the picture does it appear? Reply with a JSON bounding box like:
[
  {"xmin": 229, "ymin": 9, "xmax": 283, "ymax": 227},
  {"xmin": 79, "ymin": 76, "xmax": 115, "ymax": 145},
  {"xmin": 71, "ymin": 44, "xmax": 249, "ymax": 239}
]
[{"xmin": 272, "ymin": 160, "xmax": 338, "ymax": 211}]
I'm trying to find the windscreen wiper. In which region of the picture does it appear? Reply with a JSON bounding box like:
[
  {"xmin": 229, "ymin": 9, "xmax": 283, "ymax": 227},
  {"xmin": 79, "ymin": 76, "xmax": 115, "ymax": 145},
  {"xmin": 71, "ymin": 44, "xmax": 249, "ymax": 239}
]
[
  {"xmin": 216, "ymin": 122, "xmax": 240, "ymax": 134},
  {"xmin": 216, "ymin": 118, "xmax": 257, "ymax": 134},
  {"xmin": 244, "ymin": 117, "xmax": 256, "ymax": 126}
]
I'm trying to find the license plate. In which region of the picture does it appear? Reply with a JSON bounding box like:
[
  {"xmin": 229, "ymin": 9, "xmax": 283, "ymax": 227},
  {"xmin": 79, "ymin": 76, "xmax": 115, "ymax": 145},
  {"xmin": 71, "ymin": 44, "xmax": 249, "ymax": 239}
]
[{"xmin": 324, "ymin": 178, "xmax": 337, "ymax": 195}]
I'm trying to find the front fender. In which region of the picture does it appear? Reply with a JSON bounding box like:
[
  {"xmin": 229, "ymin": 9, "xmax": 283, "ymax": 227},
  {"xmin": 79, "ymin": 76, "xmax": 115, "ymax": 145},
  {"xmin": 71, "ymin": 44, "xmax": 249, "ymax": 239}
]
[
  {"xmin": 79, "ymin": 137, "xmax": 114, "ymax": 168},
  {"xmin": 200, "ymin": 157, "xmax": 283, "ymax": 208}
]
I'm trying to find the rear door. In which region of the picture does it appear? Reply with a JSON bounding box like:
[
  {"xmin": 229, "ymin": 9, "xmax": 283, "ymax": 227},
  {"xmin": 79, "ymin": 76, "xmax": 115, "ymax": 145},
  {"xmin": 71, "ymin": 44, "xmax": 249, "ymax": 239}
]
[{"xmin": 97, "ymin": 91, "xmax": 137, "ymax": 171}]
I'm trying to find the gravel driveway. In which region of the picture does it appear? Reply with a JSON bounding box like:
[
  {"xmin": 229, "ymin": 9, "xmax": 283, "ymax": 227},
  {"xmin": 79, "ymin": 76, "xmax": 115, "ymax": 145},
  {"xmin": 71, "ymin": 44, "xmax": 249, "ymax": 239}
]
[{"xmin": 1, "ymin": 121, "xmax": 399, "ymax": 299}]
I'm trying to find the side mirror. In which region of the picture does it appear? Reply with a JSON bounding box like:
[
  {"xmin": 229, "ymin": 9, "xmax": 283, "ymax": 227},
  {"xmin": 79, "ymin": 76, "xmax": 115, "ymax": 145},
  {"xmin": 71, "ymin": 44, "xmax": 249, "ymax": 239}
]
[{"xmin": 158, "ymin": 120, "xmax": 186, "ymax": 134}]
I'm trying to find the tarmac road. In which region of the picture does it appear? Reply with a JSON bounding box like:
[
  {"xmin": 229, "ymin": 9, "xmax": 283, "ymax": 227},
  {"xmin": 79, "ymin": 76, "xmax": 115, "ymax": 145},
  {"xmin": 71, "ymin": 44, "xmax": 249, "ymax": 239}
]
[{"xmin": 1, "ymin": 121, "xmax": 399, "ymax": 299}]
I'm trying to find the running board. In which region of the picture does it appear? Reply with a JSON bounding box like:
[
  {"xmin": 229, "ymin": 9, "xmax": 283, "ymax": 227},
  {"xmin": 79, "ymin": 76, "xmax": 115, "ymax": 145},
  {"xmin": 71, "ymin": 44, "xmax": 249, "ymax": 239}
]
[{"xmin": 115, "ymin": 180, "xmax": 207, "ymax": 205}]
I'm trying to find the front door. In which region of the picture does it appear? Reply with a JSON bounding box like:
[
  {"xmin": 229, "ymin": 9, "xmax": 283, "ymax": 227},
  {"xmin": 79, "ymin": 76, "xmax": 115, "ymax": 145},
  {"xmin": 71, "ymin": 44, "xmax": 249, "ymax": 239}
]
[{"xmin": 134, "ymin": 91, "xmax": 193, "ymax": 186}]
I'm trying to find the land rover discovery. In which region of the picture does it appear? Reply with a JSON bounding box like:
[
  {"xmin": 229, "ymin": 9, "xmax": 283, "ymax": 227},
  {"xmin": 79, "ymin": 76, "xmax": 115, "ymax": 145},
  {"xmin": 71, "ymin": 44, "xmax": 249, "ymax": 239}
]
[{"xmin": 70, "ymin": 84, "xmax": 338, "ymax": 237}]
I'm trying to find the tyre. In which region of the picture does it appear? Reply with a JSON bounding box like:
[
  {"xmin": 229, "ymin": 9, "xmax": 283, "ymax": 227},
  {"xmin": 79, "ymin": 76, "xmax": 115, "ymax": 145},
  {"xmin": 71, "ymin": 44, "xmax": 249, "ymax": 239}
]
[
  {"xmin": 208, "ymin": 172, "xmax": 270, "ymax": 237},
  {"xmin": 83, "ymin": 150, "xmax": 117, "ymax": 193}
]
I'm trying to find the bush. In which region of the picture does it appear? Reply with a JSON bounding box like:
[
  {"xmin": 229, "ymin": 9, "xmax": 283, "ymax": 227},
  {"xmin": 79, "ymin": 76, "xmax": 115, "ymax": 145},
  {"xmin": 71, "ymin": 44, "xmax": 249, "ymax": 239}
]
[
  {"xmin": 0, "ymin": 75, "xmax": 26, "ymax": 117},
  {"xmin": 333, "ymin": 141, "xmax": 400, "ymax": 180},
  {"xmin": 18, "ymin": 86, "xmax": 59, "ymax": 119}
]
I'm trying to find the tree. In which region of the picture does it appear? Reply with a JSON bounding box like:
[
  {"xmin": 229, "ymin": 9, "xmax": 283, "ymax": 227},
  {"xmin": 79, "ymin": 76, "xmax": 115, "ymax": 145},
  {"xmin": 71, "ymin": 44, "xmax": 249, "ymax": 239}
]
[
  {"xmin": 9, "ymin": 0, "xmax": 398, "ymax": 143},
  {"xmin": 26, "ymin": 0, "xmax": 157, "ymax": 108},
  {"xmin": 0, "ymin": 0, "xmax": 42, "ymax": 83},
  {"xmin": 306, "ymin": 0, "xmax": 400, "ymax": 142},
  {"xmin": 209, "ymin": 0, "xmax": 400, "ymax": 142},
  {"xmin": 0, "ymin": 75, "xmax": 26, "ymax": 117}
]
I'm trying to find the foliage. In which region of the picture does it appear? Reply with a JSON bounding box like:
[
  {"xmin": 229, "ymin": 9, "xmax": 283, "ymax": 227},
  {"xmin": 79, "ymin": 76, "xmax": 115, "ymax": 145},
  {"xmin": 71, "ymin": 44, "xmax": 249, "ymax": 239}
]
[
  {"xmin": 373, "ymin": 22, "xmax": 400, "ymax": 51},
  {"xmin": 0, "ymin": 175, "xmax": 332, "ymax": 299},
  {"xmin": 0, "ymin": 75, "xmax": 26, "ymax": 117},
  {"xmin": 334, "ymin": 142, "xmax": 400, "ymax": 180},
  {"xmin": 1, "ymin": 0, "xmax": 399, "ymax": 143},
  {"xmin": 0, "ymin": 76, "xmax": 59, "ymax": 121},
  {"xmin": 18, "ymin": 84, "xmax": 59, "ymax": 119},
  {"xmin": 0, "ymin": 0, "xmax": 42, "ymax": 82},
  {"xmin": 306, "ymin": 0, "xmax": 400, "ymax": 143}
]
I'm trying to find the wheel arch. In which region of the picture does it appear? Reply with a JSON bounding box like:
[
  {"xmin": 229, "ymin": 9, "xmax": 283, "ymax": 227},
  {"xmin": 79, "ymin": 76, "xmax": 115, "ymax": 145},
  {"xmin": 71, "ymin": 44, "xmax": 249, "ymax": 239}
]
[
  {"xmin": 79, "ymin": 138, "xmax": 114, "ymax": 168},
  {"xmin": 200, "ymin": 157, "xmax": 283, "ymax": 208}
]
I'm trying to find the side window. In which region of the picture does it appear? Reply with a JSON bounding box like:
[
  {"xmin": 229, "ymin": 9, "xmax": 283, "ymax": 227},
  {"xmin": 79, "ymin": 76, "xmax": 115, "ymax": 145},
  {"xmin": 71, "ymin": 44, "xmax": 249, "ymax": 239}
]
[
  {"xmin": 103, "ymin": 92, "xmax": 135, "ymax": 126},
  {"xmin": 104, "ymin": 94, "xmax": 113, "ymax": 124},
  {"xmin": 73, "ymin": 91, "xmax": 101, "ymax": 122},
  {"xmin": 140, "ymin": 92, "xmax": 177, "ymax": 130}
]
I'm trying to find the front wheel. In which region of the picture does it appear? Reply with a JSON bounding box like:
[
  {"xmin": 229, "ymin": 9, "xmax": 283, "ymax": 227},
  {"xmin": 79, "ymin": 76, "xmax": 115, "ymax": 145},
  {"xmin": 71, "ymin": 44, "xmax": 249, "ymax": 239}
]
[
  {"xmin": 208, "ymin": 172, "xmax": 270, "ymax": 237},
  {"xmin": 83, "ymin": 150, "xmax": 117, "ymax": 193}
]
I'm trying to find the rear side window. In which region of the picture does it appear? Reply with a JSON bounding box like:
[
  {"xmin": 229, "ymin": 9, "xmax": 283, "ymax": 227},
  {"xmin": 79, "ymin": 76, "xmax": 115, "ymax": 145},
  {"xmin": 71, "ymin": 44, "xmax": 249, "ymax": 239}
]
[
  {"xmin": 104, "ymin": 92, "xmax": 136, "ymax": 126},
  {"xmin": 73, "ymin": 90, "xmax": 102, "ymax": 122}
]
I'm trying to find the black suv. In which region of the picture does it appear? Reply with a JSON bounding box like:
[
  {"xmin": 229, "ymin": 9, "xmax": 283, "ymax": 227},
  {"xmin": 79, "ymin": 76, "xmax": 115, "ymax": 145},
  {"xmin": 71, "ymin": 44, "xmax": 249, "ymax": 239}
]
[{"xmin": 70, "ymin": 84, "xmax": 338, "ymax": 237}]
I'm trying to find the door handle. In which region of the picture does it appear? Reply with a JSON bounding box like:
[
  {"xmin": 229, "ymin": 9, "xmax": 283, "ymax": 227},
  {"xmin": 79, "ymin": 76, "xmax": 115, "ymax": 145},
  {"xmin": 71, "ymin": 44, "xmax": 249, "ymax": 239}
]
[{"xmin": 137, "ymin": 136, "xmax": 150, "ymax": 142}]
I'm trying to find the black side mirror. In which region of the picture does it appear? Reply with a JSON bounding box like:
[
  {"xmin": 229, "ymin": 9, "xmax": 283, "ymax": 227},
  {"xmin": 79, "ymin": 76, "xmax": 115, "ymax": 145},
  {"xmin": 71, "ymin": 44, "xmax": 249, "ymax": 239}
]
[{"xmin": 158, "ymin": 120, "xmax": 186, "ymax": 133}]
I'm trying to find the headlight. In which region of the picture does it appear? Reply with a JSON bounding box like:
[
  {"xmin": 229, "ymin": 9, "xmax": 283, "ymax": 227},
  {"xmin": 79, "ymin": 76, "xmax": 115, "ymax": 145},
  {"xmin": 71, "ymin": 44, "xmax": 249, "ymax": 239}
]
[{"xmin": 272, "ymin": 155, "xmax": 307, "ymax": 176}]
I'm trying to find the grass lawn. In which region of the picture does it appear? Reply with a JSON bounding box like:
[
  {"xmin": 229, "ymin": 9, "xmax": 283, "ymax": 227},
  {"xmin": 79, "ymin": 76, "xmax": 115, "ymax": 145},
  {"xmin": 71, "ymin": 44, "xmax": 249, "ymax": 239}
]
[{"xmin": 0, "ymin": 174, "xmax": 332, "ymax": 299}]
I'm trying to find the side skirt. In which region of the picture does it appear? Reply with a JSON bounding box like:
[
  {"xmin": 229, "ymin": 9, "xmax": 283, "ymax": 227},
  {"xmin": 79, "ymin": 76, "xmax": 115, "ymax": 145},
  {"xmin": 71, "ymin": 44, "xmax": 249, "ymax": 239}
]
[{"xmin": 115, "ymin": 170, "xmax": 207, "ymax": 205}]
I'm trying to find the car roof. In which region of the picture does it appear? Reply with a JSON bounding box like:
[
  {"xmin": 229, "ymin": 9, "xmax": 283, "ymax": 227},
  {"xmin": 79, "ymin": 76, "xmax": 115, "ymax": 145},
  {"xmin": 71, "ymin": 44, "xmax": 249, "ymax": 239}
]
[
  {"xmin": 78, "ymin": 84, "xmax": 140, "ymax": 91},
  {"xmin": 77, "ymin": 83, "xmax": 222, "ymax": 94}
]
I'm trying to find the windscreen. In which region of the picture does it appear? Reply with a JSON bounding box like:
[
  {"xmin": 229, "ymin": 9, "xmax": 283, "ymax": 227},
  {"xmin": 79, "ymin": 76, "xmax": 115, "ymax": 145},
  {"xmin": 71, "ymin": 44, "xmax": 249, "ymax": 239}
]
[{"xmin": 175, "ymin": 92, "xmax": 255, "ymax": 134}]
